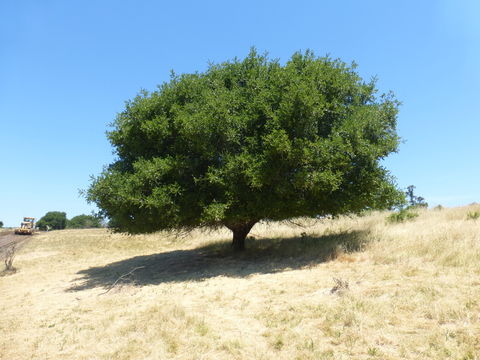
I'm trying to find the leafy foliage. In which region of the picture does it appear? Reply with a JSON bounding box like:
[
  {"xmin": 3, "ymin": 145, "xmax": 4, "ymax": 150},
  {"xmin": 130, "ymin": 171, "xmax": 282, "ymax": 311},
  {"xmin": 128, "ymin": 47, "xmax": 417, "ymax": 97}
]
[
  {"xmin": 87, "ymin": 49, "xmax": 403, "ymax": 249},
  {"xmin": 0, "ymin": 221, "xmax": 3, "ymax": 228},
  {"xmin": 466, "ymin": 211, "xmax": 480, "ymax": 220},
  {"xmin": 387, "ymin": 185, "xmax": 427, "ymax": 223},
  {"xmin": 387, "ymin": 208, "xmax": 419, "ymax": 223},
  {"xmin": 37, "ymin": 211, "xmax": 67, "ymax": 231},
  {"xmin": 67, "ymin": 214, "xmax": 103, "ymax": 229},
  {"xmin": 406, "ymin": 185, "xmax": 428, "ymax": 208}
]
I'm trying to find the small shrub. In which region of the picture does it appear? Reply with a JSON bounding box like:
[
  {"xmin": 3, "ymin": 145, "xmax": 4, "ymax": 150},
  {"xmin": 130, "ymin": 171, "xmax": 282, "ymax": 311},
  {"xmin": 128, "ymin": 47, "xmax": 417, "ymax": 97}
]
[
  {"xmin": 387, "ymin": 208, "xmax": 418, "ymax": 223},
  {"xmin": 467, "ymin": 211, "xmax": 480, "ymax": 220},
  {"xmin": 434, "ymin": 205, "xmax": 443, "ymax": 211},
  {"xmin": 3, "ymin": 244, "xmax": 17, "ymax": 273}
]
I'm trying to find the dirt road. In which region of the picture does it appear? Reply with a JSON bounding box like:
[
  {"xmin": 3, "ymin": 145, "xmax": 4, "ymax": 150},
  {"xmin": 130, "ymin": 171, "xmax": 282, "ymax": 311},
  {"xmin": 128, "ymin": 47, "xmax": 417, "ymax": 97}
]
[{"xmin": 0, "ymin": 231, "xmax": 32, "ymax": 258}]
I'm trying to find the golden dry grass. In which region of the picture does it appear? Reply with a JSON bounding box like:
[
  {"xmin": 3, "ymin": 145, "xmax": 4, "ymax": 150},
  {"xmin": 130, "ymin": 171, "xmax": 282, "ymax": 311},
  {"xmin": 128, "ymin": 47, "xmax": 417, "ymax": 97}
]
[{"xmin": 1, "ymin": 205, "xmax": 480, "ymax": 359}]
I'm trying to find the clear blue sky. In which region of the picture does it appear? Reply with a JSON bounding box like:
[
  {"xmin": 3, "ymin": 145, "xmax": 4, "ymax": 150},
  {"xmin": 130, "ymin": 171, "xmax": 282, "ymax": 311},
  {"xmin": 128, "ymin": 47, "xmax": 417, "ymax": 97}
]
[{"xmin": 1, "ymin": 0, "xmax": 479, "ymax": 227}]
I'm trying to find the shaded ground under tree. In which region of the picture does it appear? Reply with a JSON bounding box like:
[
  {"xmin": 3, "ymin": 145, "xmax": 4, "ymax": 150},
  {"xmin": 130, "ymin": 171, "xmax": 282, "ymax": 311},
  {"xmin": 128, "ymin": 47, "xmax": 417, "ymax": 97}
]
[{"xmin": 69, "ymin": 230, "xmax": 369, "ymax": 291}]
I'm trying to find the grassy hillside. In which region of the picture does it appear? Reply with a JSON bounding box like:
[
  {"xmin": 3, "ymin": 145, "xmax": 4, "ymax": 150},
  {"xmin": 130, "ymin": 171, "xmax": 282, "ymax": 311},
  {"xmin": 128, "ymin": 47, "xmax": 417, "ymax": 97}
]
[{"xmin": 1, "ymin": 205, "xmax": 480, "ymax": 359}]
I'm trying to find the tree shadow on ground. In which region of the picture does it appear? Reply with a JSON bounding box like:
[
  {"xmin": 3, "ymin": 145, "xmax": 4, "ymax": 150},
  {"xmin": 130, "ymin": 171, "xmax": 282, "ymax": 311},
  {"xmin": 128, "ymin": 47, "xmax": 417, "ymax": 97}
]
[{"xmin": 68, "ymin": 230, "xmax": 369, "ymax": 292}]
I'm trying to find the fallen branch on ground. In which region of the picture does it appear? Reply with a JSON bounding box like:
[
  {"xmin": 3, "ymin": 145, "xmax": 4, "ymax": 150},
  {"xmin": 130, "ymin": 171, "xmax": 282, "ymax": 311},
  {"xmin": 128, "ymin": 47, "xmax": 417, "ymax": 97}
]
[
  {"xmin": 330, "ymin": 277, "xmax": 349, "ymax": 294},
  {"xmin": 99, "ymin": 266, "xmax": 145, "ymax": 295}
]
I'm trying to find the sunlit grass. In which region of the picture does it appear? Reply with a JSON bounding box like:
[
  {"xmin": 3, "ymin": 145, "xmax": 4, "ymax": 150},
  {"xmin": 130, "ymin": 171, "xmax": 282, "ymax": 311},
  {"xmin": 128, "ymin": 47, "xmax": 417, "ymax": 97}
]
[{"xmin": 1, "ymin": 205, "xmax": 480, "ymax": 359}]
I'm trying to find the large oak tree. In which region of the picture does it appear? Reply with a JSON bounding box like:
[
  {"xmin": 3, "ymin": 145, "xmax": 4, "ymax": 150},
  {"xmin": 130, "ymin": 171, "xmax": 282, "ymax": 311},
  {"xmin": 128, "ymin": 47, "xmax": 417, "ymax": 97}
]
[{"xmin": 88, "ymin": 49, "xmax": 403, "ymax": 250}]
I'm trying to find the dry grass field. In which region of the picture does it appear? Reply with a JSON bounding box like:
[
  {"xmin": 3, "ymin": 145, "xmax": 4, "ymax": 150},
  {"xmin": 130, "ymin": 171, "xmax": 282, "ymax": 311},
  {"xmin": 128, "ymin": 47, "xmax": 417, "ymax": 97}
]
[{"xmin": 1, "ymin": 205, "xmax": 480, "ymax": 360}]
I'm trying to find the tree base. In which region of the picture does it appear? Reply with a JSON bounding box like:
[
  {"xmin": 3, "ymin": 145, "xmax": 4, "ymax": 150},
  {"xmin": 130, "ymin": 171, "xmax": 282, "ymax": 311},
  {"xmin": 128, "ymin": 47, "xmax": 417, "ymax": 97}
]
[{"xmin": 226, "ymin": 221, "xmax": 257, "ymax": 251}]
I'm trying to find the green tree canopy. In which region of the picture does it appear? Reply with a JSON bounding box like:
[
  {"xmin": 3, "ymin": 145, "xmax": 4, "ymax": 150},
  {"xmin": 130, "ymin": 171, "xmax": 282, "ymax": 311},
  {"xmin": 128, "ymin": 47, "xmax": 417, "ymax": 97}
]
[
  {"xmin": 405, "ymin": 185, "xmax": 428, "ymax": 208},
  {"xmin": 0, "ymin": 221, "xmax": 3, "ymax": 228},
  {"xmin": 67, "ymin": 214, "xmax": 103, "ymax": 229},
  {"xmin": 88, "ymin": 49, "xmax": 404, "ymax": 250},
  {"xmin": 37, "ymin": 211, "xmax": 67, "ymax": 231}
]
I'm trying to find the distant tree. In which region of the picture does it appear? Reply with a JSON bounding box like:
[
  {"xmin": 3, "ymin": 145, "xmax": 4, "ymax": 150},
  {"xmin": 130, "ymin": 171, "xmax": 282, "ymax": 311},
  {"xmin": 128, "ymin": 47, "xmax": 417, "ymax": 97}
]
[
  {"xmin": 67, "ymin": 214, "xmax": 103, "ymax": 229},
  {"xmin": 0, "ymin": 221, "xmax": 3, "ymax": 228},
  {"xmin": 36, "ymin": 211, "xmax": 67, "ymax": 231},
  {"xmin": 405, "ymin": 185, "xmax": 428, "ymax": 208},
  {"xmin": 87, "ymin": 49, "xmax": 404, "ymax": 251}
]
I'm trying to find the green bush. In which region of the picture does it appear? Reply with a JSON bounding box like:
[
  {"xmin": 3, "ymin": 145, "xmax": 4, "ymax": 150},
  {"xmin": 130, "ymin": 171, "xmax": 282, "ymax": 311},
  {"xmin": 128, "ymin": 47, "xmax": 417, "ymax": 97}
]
[
  {"xmin": 387, "ymin": 208, "xmax": 418, "ymax": 223},
  {"xmin": 467, "ymin": 211, "xmax": 480, "ymax": 220},
  {"xmin": 37, "ymin": 211, "xmax": 67, "ymax": 230},
  {"xmin": 67, "ymin": 214, "xmax": 103, "ymax": 229}
]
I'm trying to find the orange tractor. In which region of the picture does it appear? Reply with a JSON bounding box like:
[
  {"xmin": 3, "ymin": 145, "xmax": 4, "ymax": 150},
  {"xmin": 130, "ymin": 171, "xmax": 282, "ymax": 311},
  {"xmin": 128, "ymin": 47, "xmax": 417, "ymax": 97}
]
[{"xmin": 15, "ymin": 217, "xmax": 36, "ymax": 235}]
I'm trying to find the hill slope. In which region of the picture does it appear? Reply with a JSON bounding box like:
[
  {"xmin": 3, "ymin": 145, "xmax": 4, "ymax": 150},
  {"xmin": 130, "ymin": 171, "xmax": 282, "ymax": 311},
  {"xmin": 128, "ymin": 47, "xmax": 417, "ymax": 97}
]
[{"xmin": 1, "ymin": 205, "xmax": 479, "ymax": 359}]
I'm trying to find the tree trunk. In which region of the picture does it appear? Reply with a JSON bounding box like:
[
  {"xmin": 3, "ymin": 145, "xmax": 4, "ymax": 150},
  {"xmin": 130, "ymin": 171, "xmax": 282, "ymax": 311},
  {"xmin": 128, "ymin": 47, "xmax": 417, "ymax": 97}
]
[{"xmin": 226, "ymin": 221, "xmax": 257, "ymax": 251}]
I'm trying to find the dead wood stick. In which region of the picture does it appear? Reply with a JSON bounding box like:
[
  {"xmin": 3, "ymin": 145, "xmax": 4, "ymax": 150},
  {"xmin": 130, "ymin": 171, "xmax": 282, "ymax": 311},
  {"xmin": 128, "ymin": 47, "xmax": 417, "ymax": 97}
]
[{"xmin": 99, "ymin": 266, "xmax": 145, "ymax": 295}]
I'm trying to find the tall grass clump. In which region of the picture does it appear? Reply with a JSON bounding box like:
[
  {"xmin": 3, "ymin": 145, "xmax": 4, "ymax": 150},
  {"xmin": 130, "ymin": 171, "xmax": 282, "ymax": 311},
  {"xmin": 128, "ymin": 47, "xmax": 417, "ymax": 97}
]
[{"xmin": 371, "ymin": 204, "xmax": 480, "ymax": 272}]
